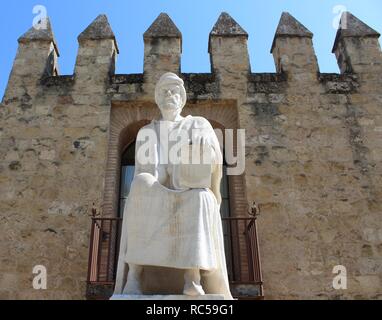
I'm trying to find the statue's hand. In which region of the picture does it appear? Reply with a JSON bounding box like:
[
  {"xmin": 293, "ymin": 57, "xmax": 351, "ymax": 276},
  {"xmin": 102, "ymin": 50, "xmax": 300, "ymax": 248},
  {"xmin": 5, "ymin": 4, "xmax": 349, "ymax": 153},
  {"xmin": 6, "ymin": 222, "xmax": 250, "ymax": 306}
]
[
  {"xmin": 192, "ymin": 135, "xmax": 211, "ymax": 148},
  {"xmin": 156, "ymin": 164, "xmax": 169, "ymax": 185}
]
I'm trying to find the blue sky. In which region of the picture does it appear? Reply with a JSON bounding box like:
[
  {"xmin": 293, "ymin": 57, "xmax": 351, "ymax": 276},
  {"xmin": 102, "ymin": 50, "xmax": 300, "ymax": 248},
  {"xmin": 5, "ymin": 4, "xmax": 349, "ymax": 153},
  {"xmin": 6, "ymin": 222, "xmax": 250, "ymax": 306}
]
[{"xmin": 1, "ymin": 0, "xmax": 381, "ymax": 97}]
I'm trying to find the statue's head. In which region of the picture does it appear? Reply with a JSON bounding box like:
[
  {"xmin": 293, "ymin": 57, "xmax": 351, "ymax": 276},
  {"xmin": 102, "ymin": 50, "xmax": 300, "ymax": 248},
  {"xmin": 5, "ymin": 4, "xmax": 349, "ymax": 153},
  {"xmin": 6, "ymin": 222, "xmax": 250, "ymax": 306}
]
[{"xmin": 155, "ymin": 73, "xmax": 187, "ymax": 118}]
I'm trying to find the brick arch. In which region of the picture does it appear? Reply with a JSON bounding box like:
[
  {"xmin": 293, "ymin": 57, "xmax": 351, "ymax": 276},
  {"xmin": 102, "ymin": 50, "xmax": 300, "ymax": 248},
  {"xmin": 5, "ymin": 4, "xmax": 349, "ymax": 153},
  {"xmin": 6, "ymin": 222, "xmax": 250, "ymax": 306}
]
[
  {"xmin": 103, "ymin": 99, "xmax": 248, "ymax": 218},
  {"xmin": 119, "ymin": 120, "xmax": 149, "ymax": 155},
  {"xmin": 102, "ymin": 101, "xmax": 160, "ymax": 217},
  {"xmin": 208, "ymin": 119, "xmax": 225, "ymax": 130}
]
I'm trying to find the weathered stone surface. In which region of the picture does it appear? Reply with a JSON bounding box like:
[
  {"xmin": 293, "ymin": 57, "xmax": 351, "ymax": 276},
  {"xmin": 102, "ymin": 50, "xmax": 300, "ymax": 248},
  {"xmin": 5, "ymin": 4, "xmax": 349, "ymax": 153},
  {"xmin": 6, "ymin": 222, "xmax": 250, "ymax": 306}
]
[
  {"xmin": 18, "ymin": 17, "xmax": 59, "ymax": 55},
  {"xmin": 143, "ymin": 13, "xmax": 181, "ymax": 39},
  {"xmin": 333, "ymin": 12, "xmax": 380, "ymax": 52},
  {"xmin": 78, "ymin": 14, "xmax": 119, "ymax": 53},
  {"xmin": 271, "ymin": 12, "xmax": 313, "ymax": 52},
  {"xmin": 332, "ymin": 12, "xmax": 382, "ymax": 75},
  {"xmin": 210, "ymin": 12, "xmax": 248, "ymax": 37},
  {"xmin": 142, "ymin": 14, "xmax": 182, "ymax": 98},
  {"xmin": 271, "ymin": 14, "xmax": 319, "ymax": 77}
]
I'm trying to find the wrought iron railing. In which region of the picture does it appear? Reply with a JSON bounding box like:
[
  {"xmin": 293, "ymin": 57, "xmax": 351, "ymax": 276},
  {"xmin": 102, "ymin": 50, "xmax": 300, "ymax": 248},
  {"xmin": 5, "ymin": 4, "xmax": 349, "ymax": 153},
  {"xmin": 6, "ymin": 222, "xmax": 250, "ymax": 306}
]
[{"xmin": 86, "ymin": 215, "xmax": 263, "ymax": 299}]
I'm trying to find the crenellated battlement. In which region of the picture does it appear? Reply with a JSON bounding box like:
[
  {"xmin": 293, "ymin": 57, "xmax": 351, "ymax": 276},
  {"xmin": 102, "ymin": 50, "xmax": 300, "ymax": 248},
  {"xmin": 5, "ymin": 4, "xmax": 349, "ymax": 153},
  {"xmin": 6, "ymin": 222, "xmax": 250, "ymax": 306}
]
[{"xmin": 2, "ymin": 11, "xmax": 381, "ymax": 103}]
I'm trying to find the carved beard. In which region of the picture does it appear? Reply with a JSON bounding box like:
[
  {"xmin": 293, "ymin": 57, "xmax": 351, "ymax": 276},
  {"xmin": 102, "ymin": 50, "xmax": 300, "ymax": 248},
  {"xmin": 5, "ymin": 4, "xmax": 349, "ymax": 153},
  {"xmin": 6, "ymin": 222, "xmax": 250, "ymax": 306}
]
[
  {"xmin": 160, "ymin": 107, "xmax": 182, "ymax": 121},
  {"xmin": 159, "ymin": 99, "xmax": 183, "ymax": 121}
]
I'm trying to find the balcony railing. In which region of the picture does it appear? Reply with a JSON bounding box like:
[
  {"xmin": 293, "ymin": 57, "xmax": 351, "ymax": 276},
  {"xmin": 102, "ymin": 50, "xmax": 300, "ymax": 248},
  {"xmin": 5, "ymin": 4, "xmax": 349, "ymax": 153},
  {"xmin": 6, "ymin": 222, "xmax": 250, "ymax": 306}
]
[{"xmin": 86, "ymin": 215, "xmax": 263, "ymax": 300}]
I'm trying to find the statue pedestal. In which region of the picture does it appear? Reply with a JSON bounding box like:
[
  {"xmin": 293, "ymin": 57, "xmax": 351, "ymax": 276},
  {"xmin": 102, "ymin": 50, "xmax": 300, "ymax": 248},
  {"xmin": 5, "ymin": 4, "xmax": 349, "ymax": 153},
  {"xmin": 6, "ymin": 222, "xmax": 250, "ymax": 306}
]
[{"xmin": 110, "ymin": 294, "xmax": 226, "ymax": 300}]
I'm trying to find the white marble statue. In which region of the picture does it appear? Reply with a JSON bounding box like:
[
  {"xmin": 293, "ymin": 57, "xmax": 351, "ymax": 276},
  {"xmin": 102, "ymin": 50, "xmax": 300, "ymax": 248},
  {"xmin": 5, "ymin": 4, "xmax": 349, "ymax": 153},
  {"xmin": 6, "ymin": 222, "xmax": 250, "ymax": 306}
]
[{"xmin": 113, "ymin": 72, "xmax": 233, "ymax": 300}]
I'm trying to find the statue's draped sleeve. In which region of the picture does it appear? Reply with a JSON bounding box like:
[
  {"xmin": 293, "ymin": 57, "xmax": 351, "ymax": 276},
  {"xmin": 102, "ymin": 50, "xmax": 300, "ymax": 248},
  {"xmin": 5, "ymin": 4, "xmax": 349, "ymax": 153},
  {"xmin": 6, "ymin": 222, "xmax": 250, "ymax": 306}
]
[{"xmin": 188, "ymin": 116, "xmax": 223, "ymax": 206}]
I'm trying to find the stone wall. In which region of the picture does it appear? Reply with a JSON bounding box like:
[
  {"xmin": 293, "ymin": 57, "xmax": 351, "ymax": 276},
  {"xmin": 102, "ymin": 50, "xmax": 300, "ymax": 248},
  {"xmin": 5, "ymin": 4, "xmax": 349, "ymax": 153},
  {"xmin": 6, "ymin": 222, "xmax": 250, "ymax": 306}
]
[{"xmin": 0, "ymin": 12, "xmax": 381, "ymax": 299}]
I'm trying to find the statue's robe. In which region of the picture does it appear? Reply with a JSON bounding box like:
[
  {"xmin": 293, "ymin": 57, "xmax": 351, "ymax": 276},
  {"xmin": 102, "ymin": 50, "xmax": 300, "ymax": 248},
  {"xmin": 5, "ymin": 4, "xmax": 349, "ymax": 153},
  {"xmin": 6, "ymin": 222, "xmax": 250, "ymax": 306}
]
[{"xmin": 114, "ymin": 115, "xmax": 233, "ymax": 300}]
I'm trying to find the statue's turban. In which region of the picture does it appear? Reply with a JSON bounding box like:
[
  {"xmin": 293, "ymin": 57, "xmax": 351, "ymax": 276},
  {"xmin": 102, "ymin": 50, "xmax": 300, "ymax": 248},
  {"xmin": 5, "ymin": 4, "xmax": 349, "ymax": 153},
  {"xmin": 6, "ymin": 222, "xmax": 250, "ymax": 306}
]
[{"xmin": 155, "ymin": 72, "xmax": 187, "ymax": 109}]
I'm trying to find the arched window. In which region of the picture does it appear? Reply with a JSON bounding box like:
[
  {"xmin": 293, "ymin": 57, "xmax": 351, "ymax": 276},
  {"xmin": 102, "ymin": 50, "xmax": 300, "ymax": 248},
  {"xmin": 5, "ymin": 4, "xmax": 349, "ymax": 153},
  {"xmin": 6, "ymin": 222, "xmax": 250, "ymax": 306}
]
[{"xmin": 118, "ymin": 142, "xmax": 136, "ymax": 217}]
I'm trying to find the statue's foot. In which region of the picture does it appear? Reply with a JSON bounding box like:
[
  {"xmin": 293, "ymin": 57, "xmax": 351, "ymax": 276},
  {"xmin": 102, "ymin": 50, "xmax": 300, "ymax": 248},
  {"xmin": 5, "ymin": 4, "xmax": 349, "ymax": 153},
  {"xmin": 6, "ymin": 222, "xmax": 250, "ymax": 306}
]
[
  {"xmin": 122, "ymin": 279, "xmax": 143, "ymax": 295},
  {"xmin": 183, "ymin": 269, "xmax": 205, "ymax": 296},
  {"xmin": 183, "ymin": 282, "xmax": 206, "ymax": 296}
]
